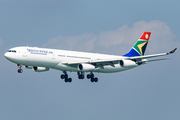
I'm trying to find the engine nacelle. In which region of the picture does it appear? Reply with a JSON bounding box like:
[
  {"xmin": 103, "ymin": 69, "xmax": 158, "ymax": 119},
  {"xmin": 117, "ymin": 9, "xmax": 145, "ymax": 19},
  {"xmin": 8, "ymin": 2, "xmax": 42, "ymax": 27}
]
[
  {"xmin": 25, "ymin": 66, "xmax": 33, "ymax": 69},
  {"xmin": 33, "ymin": 66, "xmax": 49, "ymax": 72},
  {"xmin": 78, "ymin": 64, "xmax": 95, "ymax": 72},
  {"xmin": 119, "ymin": 60, "xmax": 137, "ymax": 67}
]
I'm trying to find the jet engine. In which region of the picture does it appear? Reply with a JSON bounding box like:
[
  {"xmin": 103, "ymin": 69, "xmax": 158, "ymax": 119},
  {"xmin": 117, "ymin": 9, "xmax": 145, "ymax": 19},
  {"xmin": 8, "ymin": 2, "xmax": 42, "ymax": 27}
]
[
  {"xmin": 33, "ymin": 66, "xmax": 49, "ymax": 72},
  {"xmin": 78, "ymin": 64, "xmax": 95, "ymax": 72},
  {"xmin": 119, "ymin": 60, "xmax": 137, "ymax": 67}
]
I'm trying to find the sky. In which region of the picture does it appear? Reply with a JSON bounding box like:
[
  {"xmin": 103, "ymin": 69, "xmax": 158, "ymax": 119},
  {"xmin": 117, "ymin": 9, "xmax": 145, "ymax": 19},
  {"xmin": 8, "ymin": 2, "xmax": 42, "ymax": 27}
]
[{"xmin": 0, "ymin": 0, "xmax": 180, "ymax": 120}]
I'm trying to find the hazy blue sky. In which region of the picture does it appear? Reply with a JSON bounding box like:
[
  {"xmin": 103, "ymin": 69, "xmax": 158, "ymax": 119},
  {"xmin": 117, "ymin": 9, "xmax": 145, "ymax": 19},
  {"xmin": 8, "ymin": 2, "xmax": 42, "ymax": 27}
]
[{"xmin": 0, "ymin": 0, "xmax": 180, "ymax": 120}]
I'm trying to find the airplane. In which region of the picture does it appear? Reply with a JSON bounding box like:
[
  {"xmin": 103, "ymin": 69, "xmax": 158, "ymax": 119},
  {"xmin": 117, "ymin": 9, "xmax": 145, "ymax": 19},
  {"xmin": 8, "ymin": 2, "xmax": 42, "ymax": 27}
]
[{"xmin": 4, "ymin": 32, "xmax": 177, "ymax": 83}]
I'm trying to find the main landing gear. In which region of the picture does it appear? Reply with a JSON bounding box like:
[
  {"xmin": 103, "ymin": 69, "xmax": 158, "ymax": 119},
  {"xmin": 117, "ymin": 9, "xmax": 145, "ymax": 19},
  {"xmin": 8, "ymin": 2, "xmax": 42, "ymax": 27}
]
[
  {"xmin": 77, "ymin": 72, "xmax": 85, "ymax": 79},
  {"xmin": 87, "ymin": 72, "xmax": 98, "ymax": 82},
  {"xmin": 60, "ymin": 71, "xmax": 72, "ymax": 83},
  {"xmin": 17, "ymin": 64, "xmax": 23, "ymax": 73},
  {"xmin": 77, "ymin": 72, "xmax": 98, "ymax": 82},
  {"xmin": 61, "ymin": 71, "xmax": 98, "ymax": 83}
]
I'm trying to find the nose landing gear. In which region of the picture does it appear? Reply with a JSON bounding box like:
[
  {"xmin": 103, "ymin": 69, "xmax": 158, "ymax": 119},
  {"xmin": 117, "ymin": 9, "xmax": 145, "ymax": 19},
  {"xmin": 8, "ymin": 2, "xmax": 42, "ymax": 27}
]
[{"xmin": 17, "ymin": 64, "xmax": 23, "ymax": 73}]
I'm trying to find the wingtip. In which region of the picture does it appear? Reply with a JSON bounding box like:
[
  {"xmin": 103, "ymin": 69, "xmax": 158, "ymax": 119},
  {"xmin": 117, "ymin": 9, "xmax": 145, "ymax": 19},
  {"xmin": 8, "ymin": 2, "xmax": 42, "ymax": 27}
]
[{"xmin": 169, "ymin": 48, "xmax": 177, "ymax": 54}]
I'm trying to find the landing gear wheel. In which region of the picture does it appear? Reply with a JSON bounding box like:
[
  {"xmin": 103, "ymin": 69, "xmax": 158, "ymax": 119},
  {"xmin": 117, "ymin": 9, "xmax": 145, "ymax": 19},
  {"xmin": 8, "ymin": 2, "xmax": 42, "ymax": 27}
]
[
  {"xmin": 65, "ymin": 78, "xmax": 69, "ymax": 82},
  {"xmin": 91, "ymin": 78, "xmax": 94, "ymax": 82},
  {"xmin": 64, "ymin": 74, "xmax": 68, "ymax": 79},
  {"xmin": 90, "ymin": 74, "xmax": 94, "ymax": 78},
  {"xmin": 78, "ymin": 75, "xmax": 82, "ymax": 79},
  {"xmin": 78, "ymin": 75, "xmax": 85, "ymax": 79},
  {"xmin": 94, "ymin": 77, "xmax": 98, "ymax": 82},
  {"xmin": 68, "ymin": 78, "xmax": 72, "ymax": 82},
  {"xmin": 81, "ymin": 75, "xmax": 84, "ymax": 79},
  {"xmin": 61, "ymin": 74, "xmax": 65, "ymax": 79},
  {"xmin": 61, "ymin": 74, "xmax": 68, "ymax": 79},
  {"xmin": 18, "ymin": 69, "xmax": 23, "ymax": 73},
  {"xmin": 87, "ymin": 74, "xmax": 91, "ymax": 79}
]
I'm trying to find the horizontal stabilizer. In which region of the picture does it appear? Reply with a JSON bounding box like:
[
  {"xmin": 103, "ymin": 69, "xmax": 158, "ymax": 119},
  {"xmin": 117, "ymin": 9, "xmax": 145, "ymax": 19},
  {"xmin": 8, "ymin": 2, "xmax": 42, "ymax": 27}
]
[
  {"xmin": 147, "ymin": 58, "xmax": 169, "ymax": 62},
  {"xmin": 136, "ymin": 58, "xmax": 169, "ymax": 65}
]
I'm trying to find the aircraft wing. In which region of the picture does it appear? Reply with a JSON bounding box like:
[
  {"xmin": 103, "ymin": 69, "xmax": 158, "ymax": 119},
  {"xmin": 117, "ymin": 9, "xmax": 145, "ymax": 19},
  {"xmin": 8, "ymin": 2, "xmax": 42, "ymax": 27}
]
[
  {"xmin": 61, "ymin": 58, "xmax": 120, "ymax": 69},
  {"xmin": 61, "ymin": 48, "xmax": 177, "ymax": 68}
]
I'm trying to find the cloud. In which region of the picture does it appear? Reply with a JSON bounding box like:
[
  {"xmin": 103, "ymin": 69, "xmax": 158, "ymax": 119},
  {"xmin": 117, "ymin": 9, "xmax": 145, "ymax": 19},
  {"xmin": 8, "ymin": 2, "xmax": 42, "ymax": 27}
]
[
  {"xmin": 42, "ymin": 33, "xmax": 97, "ymax": 51},
  {"xmin": 42, "ymin": 20, "xmax": 179, "ymax": 55},
  {"xmin": 0, "ymin": 37, "xmax": 4, "ymax": 47}
]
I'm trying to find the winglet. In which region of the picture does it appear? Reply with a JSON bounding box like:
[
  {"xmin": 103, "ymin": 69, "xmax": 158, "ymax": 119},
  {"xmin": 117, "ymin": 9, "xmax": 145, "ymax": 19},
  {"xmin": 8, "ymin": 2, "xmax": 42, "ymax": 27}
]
[{"xmin": 169, "ymin": 48, "xmax": 177, "ymax": 54}]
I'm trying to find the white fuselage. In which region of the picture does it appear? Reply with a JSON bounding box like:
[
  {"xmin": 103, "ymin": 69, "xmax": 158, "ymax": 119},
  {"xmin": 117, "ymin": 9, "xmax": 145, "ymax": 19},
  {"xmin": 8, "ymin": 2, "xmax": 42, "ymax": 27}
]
[{"xmin": 4, "ymin": 46, "xmax": 139, "ymax": 73}]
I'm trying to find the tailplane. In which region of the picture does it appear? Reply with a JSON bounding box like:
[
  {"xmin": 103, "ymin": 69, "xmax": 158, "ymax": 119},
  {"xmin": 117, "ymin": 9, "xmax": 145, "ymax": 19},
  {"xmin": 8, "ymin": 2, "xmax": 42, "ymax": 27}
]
[{"xmin": 123, "ymin": 32, "xmax": 151, "ymax": 57}]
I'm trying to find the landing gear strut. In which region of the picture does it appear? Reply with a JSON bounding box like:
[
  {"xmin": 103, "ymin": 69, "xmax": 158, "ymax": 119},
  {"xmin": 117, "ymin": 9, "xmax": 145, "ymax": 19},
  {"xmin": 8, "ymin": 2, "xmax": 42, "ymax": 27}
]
[
  {"xmin": 17, "ymin": 64, "xmax": 23, "ymax": 73},
  {"xmin": 87, "ymin": 72, "xmax": 98, "ymax": 82},
  {"xmin": 60, "ymin": 71, "xmax": 72, "ymax": 83},
  {"xmin": 77, "ymin": 72, "xmax": 85, "ymax": 79}
]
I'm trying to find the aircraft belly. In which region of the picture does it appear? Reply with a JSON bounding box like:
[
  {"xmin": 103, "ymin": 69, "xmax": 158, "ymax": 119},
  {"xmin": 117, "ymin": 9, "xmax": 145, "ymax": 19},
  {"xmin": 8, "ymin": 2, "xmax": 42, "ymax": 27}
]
[
  {"xmin": 53, "ymin": 63, "xmax": 78, "ymax": 72},
  {"xmin": 52, "ymin": 63, "xmax": 137, "ymax": 73}
]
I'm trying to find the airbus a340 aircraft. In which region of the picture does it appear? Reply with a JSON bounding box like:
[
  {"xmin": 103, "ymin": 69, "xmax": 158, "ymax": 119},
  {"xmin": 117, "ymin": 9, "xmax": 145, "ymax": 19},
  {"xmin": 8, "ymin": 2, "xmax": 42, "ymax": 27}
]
[{"xmin": 4, "ymin": 32, "xmax": 177, "ymax": 83}]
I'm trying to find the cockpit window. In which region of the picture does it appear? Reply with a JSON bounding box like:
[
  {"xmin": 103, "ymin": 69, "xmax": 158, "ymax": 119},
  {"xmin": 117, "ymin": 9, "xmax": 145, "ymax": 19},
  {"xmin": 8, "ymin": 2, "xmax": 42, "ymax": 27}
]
[{"xmin": 8, "ymin": 50, "xmax": 16, "ymax": 53}]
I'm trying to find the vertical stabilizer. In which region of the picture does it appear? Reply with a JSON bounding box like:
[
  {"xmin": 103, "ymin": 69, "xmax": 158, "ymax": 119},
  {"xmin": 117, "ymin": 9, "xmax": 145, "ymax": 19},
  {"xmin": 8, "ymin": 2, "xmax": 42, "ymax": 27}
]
[{"xmin": 123, "ymin": 32, "xmax": 151, "ymax": 57}]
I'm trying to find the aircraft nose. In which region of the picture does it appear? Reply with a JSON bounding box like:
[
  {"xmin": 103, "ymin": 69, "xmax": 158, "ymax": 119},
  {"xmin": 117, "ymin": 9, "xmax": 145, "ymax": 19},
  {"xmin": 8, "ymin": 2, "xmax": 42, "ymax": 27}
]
[
  {"xmin": 4, "ymin": 51, "xmax": 18, "ymax": 63},
  {"xmin": 4, "ymin": 52, "xmax": 10, "ymax": 60},
  {"xmin": 4, "ymin": 52, "xmax": 8, "ymax": 58}
]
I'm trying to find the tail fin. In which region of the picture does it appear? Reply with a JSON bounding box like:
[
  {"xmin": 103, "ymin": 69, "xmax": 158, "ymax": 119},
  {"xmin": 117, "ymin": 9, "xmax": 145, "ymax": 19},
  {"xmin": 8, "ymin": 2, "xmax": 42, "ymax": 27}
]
[{"xmin": 123, "ymin": 32, "xmax": 151, "ymax": 57}]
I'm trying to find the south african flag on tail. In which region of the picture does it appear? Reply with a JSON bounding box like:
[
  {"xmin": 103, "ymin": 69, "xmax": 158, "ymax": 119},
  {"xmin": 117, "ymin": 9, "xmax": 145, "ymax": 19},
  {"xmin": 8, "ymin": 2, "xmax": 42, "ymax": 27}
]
[{"xmin": 123, "ymin": 32, "xmax": 151, "ymax": 57}]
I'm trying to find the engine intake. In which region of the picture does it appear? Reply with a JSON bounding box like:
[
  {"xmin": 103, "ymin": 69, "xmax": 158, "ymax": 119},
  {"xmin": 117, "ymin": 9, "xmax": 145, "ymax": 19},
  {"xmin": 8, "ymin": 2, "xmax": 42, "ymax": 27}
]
[
  {"xmin": 78, "ymin": 64, "xmax": 95, "ymax": 72},
  {"xmin": 119, "ymin": 60, "xmax": 137, "ymax": 67},
  {"xmin": 33, "ymin": 67, "xmax": 49, "ymax": 72}
]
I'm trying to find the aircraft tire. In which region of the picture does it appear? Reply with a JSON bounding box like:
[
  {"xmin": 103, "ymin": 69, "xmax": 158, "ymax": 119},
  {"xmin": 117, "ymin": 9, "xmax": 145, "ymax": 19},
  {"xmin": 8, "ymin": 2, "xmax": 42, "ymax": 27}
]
[
  {"xmin": 94, "ymin": 77, "xmax": 98, "ymax": 82},
  {"xmin": 64, "ymin": 74, "xmax": 68, "ymax": 79},
  {"xmin": 87, "ymin": 74, "xmax": 91, "ymax": 79},
  {"xmin": 61, "ymin": 74, "xmax": 65, "ymax": 79},
  {"xmin": 18, "ymin": 69, "xmax": 23, "ymax": 73},
  {"xmin": 68, "ymin": 78, "xmax": 72, "ymax": 82},
  {"xmin": 65, "ymin": 78, "xmax": 68, "ymax": 82},
  {"xmin": 78, "ymin": 75, "xmax": 82, "ymax": 79},
  {"xmin": 81, "ymin": 75, "xmax": 85, "ymax": 79},
  {"xmin": 91, "ymin": 78, "xmax": 94, "ymax": 82},
  {"xmin": 90, "ymin": 74, "xmax": 94, "ymax": 78}
]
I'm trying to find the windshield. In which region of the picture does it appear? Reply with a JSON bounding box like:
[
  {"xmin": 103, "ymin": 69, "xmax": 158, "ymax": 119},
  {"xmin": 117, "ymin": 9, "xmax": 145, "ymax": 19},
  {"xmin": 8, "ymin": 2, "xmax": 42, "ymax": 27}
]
[{"xmin": 8, "ymin": 50, "xmax": 16, "ymax": 53}]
